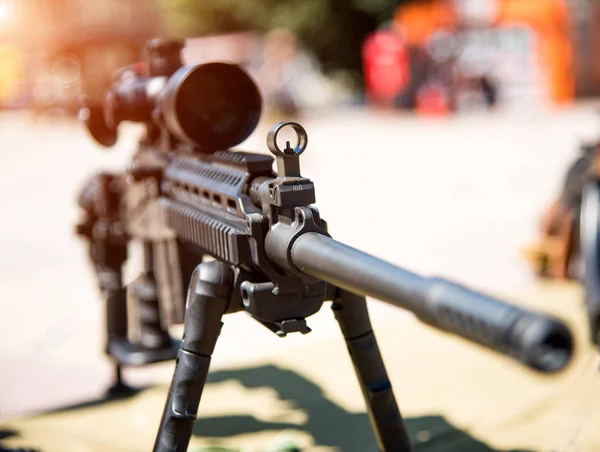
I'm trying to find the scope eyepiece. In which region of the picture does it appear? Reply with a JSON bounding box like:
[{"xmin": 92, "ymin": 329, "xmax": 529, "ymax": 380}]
[
  {"xmin": 105, "ymin": 74, "xmax": 155, "ymax": 128},
  {"xmin": 78, "ymin": 98, "xmax": 117, "ymax": 148}
]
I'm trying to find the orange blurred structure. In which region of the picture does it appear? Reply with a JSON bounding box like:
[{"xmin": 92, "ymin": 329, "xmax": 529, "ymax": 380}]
[
  {"xmin": 394, "ymin": 0, "xmax": 456, "ymax": 46},
  {"xmin": 389, "ymin": 0, "xmax": 574, "ymax": 109},
  {"xmin": 496, "ymin": 0, "xmax": 573, "ymax": 103}
]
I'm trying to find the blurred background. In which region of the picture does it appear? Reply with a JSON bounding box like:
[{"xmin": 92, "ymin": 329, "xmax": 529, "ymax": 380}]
[
  {"xmin": 0, "ymin": 0, "xmax": 598, "ymax": 116},
  {"xmin": 2, "ymin": 0, "xmax": 600, "ymax": 451}
]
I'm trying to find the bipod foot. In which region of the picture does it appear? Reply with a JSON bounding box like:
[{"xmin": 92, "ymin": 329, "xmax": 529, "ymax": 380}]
[
  {"xmin": 105, "ymin": 381, "xmax": 138, "ymax": 400},
  {"xmin": 108, "ymin": 338, "xmax": 180, "ymax": 367},
  {"xmin": 105, "ymin": 364, "xmax": 139, "ymax": 400}
]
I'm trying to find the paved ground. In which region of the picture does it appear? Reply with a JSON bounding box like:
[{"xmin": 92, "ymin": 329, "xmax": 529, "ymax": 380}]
[{"xmin": 1, "ymin": 104, "xmax": 600, "ymax": 450}]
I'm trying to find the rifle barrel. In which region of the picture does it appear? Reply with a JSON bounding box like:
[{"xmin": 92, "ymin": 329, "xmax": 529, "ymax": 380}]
[{"xmin": 290, "ymin": 232, "xmax": 573, "ymax": 373}]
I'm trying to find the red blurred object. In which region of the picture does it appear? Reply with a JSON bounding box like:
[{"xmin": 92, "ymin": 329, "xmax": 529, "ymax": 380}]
[
  {"xmin": 415, "ymin": 83, "xmax": 450, "ymax": 115},
  {"xmin": 132, "ymin": 61, "xmax": 147, "ymax": 74},
  {"xmin": 362, "ymin": 31, "xmax": 409, "ymax": 105}
]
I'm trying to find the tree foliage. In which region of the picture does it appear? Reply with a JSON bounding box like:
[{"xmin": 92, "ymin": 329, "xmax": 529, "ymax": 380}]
[{"xmin": 158, "ymin": 0, "xmax": 405, "ymax": 84}]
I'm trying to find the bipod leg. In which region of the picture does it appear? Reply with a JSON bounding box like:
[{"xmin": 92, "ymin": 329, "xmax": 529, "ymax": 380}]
[
  {"xmin": 153, "ymin": 261, "xmax": 234, "ymax": 452},
  {"xmin": 332, "ymin": 289, "xmax": 412, "ymax": 452},
  {"xmin": 135, "ymin": 240, "xmax": 172, "ymax": 349},
  {"xmin": 96, "ymin": 254, "xmax": 135, "ymax": 397}
]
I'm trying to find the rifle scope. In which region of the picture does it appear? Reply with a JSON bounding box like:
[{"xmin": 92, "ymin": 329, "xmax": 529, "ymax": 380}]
[{"xmin": 81, "ymin": 61, "xmax": 262, "ymax": 152}]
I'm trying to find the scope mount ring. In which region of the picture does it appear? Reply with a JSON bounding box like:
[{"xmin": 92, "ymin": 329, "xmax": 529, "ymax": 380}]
[{"xmin": 267, "ymin": 122, "xmax": 308, "ymax": 157}]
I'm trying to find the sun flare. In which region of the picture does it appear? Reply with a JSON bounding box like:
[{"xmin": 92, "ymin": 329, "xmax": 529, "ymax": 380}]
[{"xmin": 0, "ymin": 2, "xmax": 13, "ymax": 25}]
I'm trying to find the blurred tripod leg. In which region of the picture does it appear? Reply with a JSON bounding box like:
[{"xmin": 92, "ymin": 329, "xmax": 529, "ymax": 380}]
[
  {"xmin": 153, "ymin": 261, "xmax": 234, "ymax": 452},
  {"xmin": 332, "ymin": 289, "xmax": 412, "ymax": 452}
]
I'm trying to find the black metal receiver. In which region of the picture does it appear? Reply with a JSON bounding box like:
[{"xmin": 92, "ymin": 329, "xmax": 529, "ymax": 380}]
[{"xmin": 78, "ymin": 38, "xmax": 574, "ymax": 452}]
